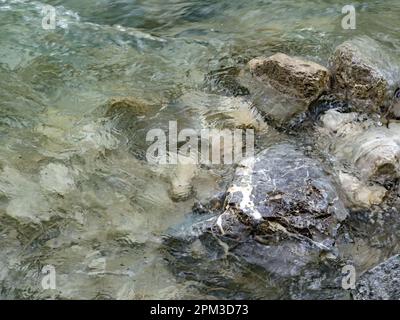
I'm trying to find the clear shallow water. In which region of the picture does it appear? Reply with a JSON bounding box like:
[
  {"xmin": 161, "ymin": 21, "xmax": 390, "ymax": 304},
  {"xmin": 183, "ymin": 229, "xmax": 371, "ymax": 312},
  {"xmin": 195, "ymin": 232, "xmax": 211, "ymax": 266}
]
[{"xmin": 1, "ymin": 0, "xmax": 400, "ymax": 299}]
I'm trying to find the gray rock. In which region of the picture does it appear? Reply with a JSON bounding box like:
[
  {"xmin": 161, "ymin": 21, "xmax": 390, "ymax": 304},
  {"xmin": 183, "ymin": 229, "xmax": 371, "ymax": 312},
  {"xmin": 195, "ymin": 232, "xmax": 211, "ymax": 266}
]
[
  {"xmin": 354, "ymin": 254, "xmax": 400, "ymax": 300},
  {"xmin": 329, "ymin": 37, "xmax": 400, "ymax": 111},
  {"xmin": 164, "ymin": 143, "xmax": 349, "ymax": 298},
  {"xmin": 219, "ymin": 143, "xmax": 348, "ymax": 246}
]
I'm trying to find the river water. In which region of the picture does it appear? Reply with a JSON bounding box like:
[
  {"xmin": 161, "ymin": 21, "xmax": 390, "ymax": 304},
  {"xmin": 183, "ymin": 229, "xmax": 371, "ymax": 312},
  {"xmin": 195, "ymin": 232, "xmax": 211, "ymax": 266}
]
[{"xmin": 1, "ymin": 0, "xmax": 400, "ymax": 299}]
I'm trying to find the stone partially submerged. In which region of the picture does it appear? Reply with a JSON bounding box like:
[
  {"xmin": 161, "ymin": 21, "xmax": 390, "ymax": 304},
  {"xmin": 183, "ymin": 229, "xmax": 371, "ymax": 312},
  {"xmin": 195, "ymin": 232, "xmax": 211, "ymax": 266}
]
[
  {"xmin": 241, "ymin": 53, "xmax": 330, "ymax": 124},
  {"xmin": 164, "ymin": 143, "xmax": 349, "ymax": 297},
  {"xmin": 248, "ymin": 53, "xmax": 330, "ymax": 103},
  {"xmin": 329, "ymin": 37, "xmax": 400, "ymax": 112},
  {"xmin": 218, "ymin": 143, "xmax": 348, "ymax": 245}
]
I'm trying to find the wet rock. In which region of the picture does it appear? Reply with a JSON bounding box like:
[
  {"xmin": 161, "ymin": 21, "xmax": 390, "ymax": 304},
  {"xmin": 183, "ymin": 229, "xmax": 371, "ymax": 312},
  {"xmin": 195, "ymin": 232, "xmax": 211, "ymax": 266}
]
[
  {"xmin": 319, "ymin": 109, "xmax": 359, "ymax": 133},
  {"xmin": 164, "ymin": 143, "xmax": 349, "ymax": 297},
  {"xmin": 354, "ymin": 254, "xmax": 400, "ymax": 300},
  {"xmin": 306, "ymin": 94, "xmax": 350, "ymax": 122},
  {"xmin": 238, "ymin": 54, "xmax": 330, "ymax": 125},
  {"xmin": 192, "ymin": 191, "xmax": 226, "ymax": 215},
  {"xmin": 329, "ymin": 37, "xmax": 400, "ymax": 111},
  {"xmin": 337, "ymin": 172, "xmax": 387, "ymax": 208},
  {"xmin": 236, "ymin": 73, "xmax": 309, "ymax": 124},
  {"xmin": 248, "ymin": 53, "xmax": 330, "ymax": 103},
  {"xmin": 316, "ymin": 110, "xmax": 389, "ymax": 208},
  {"xmin": 388, "ymin": 88, "xmax": 400, "ymax": 119}
]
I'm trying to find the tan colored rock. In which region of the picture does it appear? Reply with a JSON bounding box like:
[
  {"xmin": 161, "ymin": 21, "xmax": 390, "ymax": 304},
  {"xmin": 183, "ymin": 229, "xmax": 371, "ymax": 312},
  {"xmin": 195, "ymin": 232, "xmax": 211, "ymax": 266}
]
[
  {"xmin": 248, "ymin": 53, "xmax": 330, "ymax": 103},
  {"xmin": 329, "ymin": 37, "xmax": 399, "ymax": 111},
  {"xmin": 338, "ymin": 172, "xmax": 387, "ymax": 208},
  {"xmin": 166, "ymin": 153, "xmax": 197, "ymax": 202}
]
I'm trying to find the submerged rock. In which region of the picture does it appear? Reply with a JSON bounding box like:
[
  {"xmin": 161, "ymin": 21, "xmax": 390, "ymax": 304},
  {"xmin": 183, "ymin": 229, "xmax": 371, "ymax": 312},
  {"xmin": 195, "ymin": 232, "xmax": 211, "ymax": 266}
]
[
  {"xmin": 177, "ymin": 91, "xmax": 268, "ymax": 132},
  {"xmin": 219, "ymin": 143, "xmax": 348, "ymax": 243},
  {"xmin": 248, "ymin": 53, "xmax": 330, "ymax": 103},
  {"xmin": 239, "ymin": 53, "xmax": 330, "ymax": 125},
  {"xmin": 329, "ymin": 37, "xmax": 400, "ymax": 111},
  {"xmin": 0, "ymin": 166, "xmax": 52, "ymax": 223},
  {"xmin": 101, "ymin": 92, "xmax": 269, "ymax": 203},
  {"xmin": 319, "ymin": 109, "xmax": 360, "ymax": 133},
  {"xmin": 204, "ymin": 66, "xmax": 250, "ymax": 97},
  {"xmin": 354, "ymin": 254, "xmax": 400, "ymax": 300}
]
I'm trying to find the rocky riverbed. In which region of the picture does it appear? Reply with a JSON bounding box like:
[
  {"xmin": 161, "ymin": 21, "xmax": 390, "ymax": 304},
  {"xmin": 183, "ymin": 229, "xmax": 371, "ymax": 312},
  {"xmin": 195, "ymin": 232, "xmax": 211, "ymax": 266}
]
[
  {"xmin": 164, "ymin": 36, "xmax": 400, "ymax": 299},
  {"xmin": 1, "ymin": 1, "xmax": 400, "ymax": 300}
]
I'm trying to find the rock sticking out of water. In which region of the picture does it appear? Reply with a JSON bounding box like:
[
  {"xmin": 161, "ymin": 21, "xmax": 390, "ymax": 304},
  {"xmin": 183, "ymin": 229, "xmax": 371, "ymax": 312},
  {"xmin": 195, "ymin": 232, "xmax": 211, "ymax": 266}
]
[
  {"xmin": 237, "ymin": 53, "xmax": 330, "ymax": 125},
  {"xmin": 164, "ymin": 143, "xmax": 349, "ymax": 297},
  {"xmin": 248, "ymin": 53, "xmax": 330, "ymax": 104},
  {"xmin": 329, "ymin": 37, "xmax": 400, "ymax": 112},
  {"xmin": 220, "ymin": 143, "xmax": 348, "ymax": 244},
  {"xmin": 335, "ymin": 126, "xmax": 400, "ymax": 184}
]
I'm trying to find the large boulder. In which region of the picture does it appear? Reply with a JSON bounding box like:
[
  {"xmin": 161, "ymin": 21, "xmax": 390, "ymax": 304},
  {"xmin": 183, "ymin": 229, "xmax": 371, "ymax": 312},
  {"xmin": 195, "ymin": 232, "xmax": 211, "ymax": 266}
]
[
  {"xmin": 329, "ymin": 37, "xmax": 400, "ymax": 112},
  {"xmin": 248, "ymin": 53, "xmax": 330, "ymax": 104},
  {"xmin": 164, "ymin": 143, "xmax": 349, "ymax": 298},
  {"xmin": 354, "ymin": 254, "xmax": 400, "ymax": 300},
  {"xmin": 219, "ymin": 143, "xmax": 348, "ymax": 245}
]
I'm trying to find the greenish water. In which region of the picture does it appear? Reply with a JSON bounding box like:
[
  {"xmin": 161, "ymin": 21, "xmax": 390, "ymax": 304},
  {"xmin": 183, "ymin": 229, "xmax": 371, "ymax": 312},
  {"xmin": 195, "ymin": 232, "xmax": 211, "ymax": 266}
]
[{"xmin": 1, "ymin": 0, "xmax": 400, "ymax": 299}]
